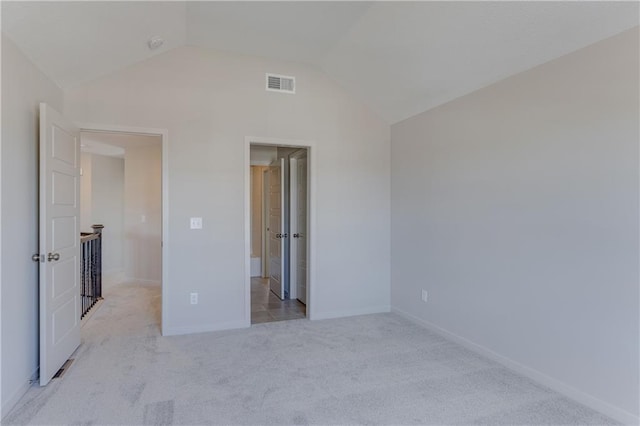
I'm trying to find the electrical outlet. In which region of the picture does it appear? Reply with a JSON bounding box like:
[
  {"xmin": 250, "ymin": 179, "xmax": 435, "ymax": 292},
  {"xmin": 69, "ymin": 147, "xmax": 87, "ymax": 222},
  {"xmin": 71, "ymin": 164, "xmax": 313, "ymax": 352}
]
[
  {"xmin": 421, "ymin": 289, "xmax": 428, "ymax": 303},
  {"xmin": 190, "ymin": 217, "xmax": 203, "ymax": 229},
  {"xmin": 190, "ymin": 293, "xmax": 198, "ymax": 305}
]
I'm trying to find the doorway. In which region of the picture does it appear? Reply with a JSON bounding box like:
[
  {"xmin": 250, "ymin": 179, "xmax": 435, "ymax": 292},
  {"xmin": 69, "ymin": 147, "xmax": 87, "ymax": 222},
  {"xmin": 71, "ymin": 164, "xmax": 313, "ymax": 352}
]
[
  {"xmin": 246, "ymin": 140, "xmax": 312, "ymax": 325},
  {"xmin": 79, "ymin": 127, "xmax": 166, "ymax": 332}
]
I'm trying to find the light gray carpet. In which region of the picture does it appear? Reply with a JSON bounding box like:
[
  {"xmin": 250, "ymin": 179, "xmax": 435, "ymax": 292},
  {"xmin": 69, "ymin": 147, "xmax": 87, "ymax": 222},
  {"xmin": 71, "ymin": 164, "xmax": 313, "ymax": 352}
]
[{"xmin": 4, "ymin": 281, "xmax": 617, "ymax": 425}]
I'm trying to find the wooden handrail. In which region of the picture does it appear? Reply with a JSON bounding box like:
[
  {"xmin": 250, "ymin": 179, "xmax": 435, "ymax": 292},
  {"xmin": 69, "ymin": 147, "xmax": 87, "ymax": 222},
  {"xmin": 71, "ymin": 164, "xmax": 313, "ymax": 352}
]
[{"xmin": 80, "ymin": 232, "xmax": 100, "ymax": 243}]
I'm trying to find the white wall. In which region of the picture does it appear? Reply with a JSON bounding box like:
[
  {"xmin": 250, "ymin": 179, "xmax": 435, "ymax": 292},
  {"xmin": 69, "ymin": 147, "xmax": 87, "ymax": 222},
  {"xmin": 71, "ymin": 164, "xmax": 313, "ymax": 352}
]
[
  {"xmin": 64, "ymin": 46, "xmax": 391, "ymax": 333},
  {"xmin": 250, "ymin": 145, "xmax": 277, "ymax": 166},
  {"xmin": 1, "ymin": 35, "xmax": 64, "ymax": 418},
  {"xmin": 90, "ymin": 154, "xmax": 125, "ymax": 275},
  {"xmin": 391, "ymin": 28, "xmax": 639, "ymax": 423},
  {"xmin": 124, "ymin": 143, "xmax": 162, "ymax": 283},
  {"xmin": 80, "ymin": 153, "xmax": 93, "ymax": 232}
]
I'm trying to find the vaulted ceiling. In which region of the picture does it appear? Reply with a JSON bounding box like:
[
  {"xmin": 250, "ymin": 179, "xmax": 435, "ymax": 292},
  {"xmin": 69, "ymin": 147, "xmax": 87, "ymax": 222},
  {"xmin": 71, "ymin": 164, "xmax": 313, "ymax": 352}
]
[{"xmin": 2, "ymin": 1, "xmax": 638, "ymax": 123}]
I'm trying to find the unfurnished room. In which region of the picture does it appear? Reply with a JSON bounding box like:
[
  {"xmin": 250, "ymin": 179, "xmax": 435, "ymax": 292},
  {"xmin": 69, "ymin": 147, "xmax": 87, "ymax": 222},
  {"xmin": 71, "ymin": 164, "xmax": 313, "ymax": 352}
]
[{"xmin": 0, "ymin": 1, "xmax": 638, "ymax": 425}]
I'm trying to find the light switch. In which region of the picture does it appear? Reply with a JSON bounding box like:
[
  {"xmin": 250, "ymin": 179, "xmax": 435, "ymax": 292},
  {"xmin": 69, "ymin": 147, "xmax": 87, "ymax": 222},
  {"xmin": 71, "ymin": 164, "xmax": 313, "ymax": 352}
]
[{"xmin": 190, "ymin": 217, "xmax": 203, "ymax": 229}]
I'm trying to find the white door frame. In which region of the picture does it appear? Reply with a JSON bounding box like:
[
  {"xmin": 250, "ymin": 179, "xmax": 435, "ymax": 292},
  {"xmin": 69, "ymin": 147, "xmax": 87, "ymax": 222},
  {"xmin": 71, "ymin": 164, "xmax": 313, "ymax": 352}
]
[
  {"xmin": 244, "ymin": 137, "xmax": 316, "ymax": 325},
  {"xmin": 77, "ymin": 122, "xmax": 169, "ymax": 335}
]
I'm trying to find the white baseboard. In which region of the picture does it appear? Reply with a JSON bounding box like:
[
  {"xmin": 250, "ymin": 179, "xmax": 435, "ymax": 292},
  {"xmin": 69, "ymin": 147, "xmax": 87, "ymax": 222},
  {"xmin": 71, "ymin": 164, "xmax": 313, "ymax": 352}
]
[
  {"xmin": 1, "ymin": 368, "xmax": 38, "ymax": 421},
  {"xmin": 311, "ymin": 305, "xmax": 390, "ymax": 321},
  {"xmin": 124, "ymin": 277, "xmax": 161, "ymax": 286},
  {"xmin": 163, "ymin": 319, "xmax": 247, "ymax": 336},
  {"xmin": 103, "ymin": 270, "xmax": 125, "ymax": 286},
  {"xmin": 392, "ymin": 307, "xmax": 639, "ymax": 425}
]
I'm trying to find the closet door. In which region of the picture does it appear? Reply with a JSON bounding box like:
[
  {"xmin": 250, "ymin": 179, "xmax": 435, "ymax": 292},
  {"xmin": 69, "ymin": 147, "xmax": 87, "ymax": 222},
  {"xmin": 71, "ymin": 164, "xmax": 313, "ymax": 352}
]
[
  {"xmin": 268, "ymin": 158, "xmax": 286, "ymax": 299},
  {"xmin": 289, "ymin": 150, "xmax": 308, "ymax": 304}
]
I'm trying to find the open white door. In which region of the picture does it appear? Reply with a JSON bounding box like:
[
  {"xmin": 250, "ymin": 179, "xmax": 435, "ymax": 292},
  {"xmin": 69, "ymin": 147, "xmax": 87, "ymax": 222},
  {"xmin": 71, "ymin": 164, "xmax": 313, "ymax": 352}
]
[
  {"xmin": 268, "ymin": 158, "xmax": 287, "ymax": 299},
  {"xmin": 262, "ymin": 168, "xmax": 270, "ymax": 278},
  {"xmin": 38, "ymin": 103, "xmax": 81, "ymax": 386},
  {"xmin": 290, "ymin": 150, "xmax": 308, "ymax": 305}
]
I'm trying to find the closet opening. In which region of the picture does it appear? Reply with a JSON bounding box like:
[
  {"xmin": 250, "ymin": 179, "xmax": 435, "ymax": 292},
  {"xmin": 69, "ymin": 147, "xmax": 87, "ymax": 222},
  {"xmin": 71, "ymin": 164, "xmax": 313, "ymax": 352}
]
[{"xmin": 248, "ymin": 143, "xmax": 310, "ymax": 324}]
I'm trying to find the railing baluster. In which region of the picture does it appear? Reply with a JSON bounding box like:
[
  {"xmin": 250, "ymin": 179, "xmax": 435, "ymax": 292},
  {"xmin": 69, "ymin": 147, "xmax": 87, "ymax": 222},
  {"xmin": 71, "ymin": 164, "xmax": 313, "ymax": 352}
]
[{"xmin": 80, "ymin": 224, "xmax": 104, "ymax": 319}]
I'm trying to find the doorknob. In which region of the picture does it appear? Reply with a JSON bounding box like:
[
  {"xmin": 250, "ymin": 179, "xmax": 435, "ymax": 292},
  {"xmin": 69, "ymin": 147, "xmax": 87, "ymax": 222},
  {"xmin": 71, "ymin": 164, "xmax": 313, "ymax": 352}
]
[
  {"xmin": 32, "ymin": 253, "xmax": 43, "ymax": 262},
  {"xmin": 293, "ymin": 233, "xmax": 301, "ymax": 238},
  {"xmin": 276, "ymin": 233, "xmax": 281, "ymax": 239},
  {"xmin": 47, "ymin": 252, "xmax": 60, "ymax": 262}
]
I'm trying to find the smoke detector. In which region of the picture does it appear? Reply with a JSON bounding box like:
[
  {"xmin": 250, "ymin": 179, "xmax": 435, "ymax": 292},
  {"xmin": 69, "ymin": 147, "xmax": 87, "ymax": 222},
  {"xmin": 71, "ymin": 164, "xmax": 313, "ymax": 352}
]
[{"xmin": 147, "ymin": 36, "xmax": 164, "ymax": 50}]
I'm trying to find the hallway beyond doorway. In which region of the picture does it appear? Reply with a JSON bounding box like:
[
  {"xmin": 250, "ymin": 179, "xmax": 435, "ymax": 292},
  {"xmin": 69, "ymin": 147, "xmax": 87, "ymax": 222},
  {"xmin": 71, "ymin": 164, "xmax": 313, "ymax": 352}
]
[{"xmin": 251, "ymin": 277, "xmax": 305, "ymax": 324}]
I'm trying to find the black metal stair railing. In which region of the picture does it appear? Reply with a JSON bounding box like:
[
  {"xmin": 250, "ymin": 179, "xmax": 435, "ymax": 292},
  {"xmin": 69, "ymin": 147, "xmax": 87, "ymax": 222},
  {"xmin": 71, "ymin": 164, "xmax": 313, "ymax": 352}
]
[{"xmin": 80, "ymin": 224, "xmax": 104, "ymax": 318}]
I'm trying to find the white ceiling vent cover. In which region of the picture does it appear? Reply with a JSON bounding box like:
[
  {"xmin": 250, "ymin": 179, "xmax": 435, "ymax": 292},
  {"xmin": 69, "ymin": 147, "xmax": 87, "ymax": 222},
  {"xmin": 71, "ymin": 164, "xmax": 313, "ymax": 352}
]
[{"xmin": 266, "ymin": 73, "xmax": 295, "ymax": 94}]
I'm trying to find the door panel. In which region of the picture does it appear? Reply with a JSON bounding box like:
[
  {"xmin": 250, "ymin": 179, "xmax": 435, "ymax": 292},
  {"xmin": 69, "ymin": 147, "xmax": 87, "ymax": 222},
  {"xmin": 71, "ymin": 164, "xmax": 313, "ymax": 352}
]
[
  {"xmin": 296, "ymin": 154, "xmax": 308, "ymax": 304},
  {"xmin": 51, "ymin": 172, "xmax": 76, "ymax": 205},
  {"xmin": 268, "ymin": 158, "xmax": 286, "ymax": 299},
  {"xmin": 52, "ymin": 258, "xmax": 77, "ymax": 298},
  {"xmin": 51, "ymin": 125, "xmax": 77, "ymax": 165},
  {"xmin": 289, "ymin": 150, "xmax": 308, "ymax": 305},
  {"xmin": 52, "ymin": 216, "xmax": 76, "ymax": 250},
  {"xmin": 262, "ymin": 169, "xmax": 270, "ymax": 278},
  {"xmin": 52, "ymin": 298, "xmax": 77, "ymax": 344},
  {"xmin": 39, "ymin": 103, "xmax": 81, "ymax": 386}
]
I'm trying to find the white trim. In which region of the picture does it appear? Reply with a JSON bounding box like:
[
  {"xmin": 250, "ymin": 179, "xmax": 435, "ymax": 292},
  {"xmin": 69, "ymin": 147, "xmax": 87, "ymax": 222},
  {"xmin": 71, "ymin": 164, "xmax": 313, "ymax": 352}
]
[
  {"xmin": 76, "ymin": 122, "xmax": 165, "ymax": 137},
  {"xmin": 0, "ymin": 33, "xmax": 3, "ymax": 419},
  {"xmin": 313, "ymin": 305, "xmax": 391, "ymax": 321},
  {"xmin": 163, "ymin": 320, "xmax": 247, "ymax": 336},
  {"xmin": 101, "ymin": 267, "xmax": 123, "ymax": 276},
  {"xmin": 245, "ymin": 137, "xmax": 317, "ymax": 326},
  {"xmin": 124, "ymin": 278, "xmax": 162, "ymax": 286},
  {"xmin": 392, "ymin": 307, "xmax": 639, "ymax": 425},
  {"xmin": 103, "ymin": 270, "xmax": 125, "ymax": 285},
  {"xmin": 77, "ymin": 122, "xmax": 169, "ymax": 336}
]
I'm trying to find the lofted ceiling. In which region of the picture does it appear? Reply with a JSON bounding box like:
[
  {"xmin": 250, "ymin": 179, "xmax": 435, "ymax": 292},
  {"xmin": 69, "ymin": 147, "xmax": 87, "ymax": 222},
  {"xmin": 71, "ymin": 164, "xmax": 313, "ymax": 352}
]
[{"xmin": 2, "ymin": 1, "xmax": 638, "ymax": 124}]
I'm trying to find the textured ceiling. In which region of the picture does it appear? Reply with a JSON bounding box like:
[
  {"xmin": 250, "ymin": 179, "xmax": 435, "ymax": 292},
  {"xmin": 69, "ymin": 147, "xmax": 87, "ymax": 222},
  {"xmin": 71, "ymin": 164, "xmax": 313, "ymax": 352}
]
[{"xmin": 2, "ymin": 1, "xmax": 638, "ymax": 123}]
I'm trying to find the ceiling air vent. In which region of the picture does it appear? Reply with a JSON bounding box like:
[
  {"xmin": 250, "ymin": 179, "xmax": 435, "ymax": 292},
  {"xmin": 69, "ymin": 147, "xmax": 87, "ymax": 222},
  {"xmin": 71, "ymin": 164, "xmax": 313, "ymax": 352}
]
[{"xmin": 266, "ymin": 73, "xmax": 295, "ymax": 94}]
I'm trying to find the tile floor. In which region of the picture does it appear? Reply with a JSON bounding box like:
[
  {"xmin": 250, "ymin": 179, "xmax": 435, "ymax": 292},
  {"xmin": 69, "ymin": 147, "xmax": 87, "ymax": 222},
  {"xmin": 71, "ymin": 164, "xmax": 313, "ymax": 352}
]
[{"xmin": 251, "ymin": 277, "xmax": 306, "ymax": 324}]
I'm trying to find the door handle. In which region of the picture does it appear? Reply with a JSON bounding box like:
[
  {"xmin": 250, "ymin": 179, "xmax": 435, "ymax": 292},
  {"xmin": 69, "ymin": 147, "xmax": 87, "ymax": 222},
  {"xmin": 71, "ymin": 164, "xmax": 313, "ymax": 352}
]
[
  {"xmin": 293, "ymin": 233, "xmax": 301, "ymax": 238},
  {"xmin": 32, "ymin": 253, "xmax": 43, "ymax": 262},
  {"xmin": 276, "ymin": 233, "xmax": 281, "ymax": 239},
  {"xmin": 47, "ymin": 252, "xmax": 60, "ymax": 262}
]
